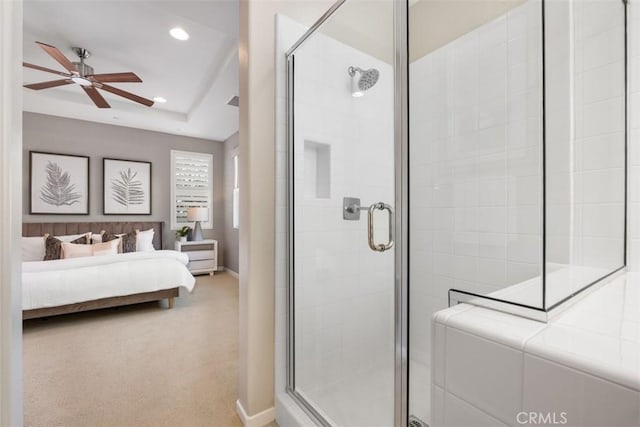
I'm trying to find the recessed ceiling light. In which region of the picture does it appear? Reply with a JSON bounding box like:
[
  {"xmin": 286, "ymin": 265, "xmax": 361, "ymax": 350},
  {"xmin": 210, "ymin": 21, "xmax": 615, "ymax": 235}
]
[
  {"xmin": 153, "ymin": 96, "xmax": 167, "ymax": 103},
  {"xmin": 170, "ymin": 27, "xmax": 189, "ymax": 41}
]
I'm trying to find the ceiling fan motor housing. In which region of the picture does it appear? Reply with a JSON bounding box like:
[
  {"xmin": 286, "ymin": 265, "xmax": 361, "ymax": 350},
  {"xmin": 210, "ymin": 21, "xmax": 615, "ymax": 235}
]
[{"xmin": 72, "ymin": 61, "xmax": 93, "ymax": 77}]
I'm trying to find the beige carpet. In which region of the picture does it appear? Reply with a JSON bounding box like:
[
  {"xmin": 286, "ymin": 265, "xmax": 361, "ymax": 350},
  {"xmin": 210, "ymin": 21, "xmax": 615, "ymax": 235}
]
[{"xmin": 23, "ymin": 272, "xmax": 245, "ymax": 427}]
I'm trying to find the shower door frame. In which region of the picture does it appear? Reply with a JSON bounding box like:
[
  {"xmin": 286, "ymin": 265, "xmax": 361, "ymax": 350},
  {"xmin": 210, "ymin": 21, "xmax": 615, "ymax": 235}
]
[{"xmin": 284, "ymin": 0, "xmax": 410, "ymax": 426}]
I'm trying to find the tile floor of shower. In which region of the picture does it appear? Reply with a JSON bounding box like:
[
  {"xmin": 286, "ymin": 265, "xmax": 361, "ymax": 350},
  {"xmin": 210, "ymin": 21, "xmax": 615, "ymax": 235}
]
[{"xmin": 299, "ymin": 360, "xmax": 430, "ymax": 427}]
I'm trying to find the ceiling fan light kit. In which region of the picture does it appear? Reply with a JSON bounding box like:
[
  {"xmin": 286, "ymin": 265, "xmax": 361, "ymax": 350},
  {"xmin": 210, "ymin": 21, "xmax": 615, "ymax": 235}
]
[{"xmin": 23, "ymin": 41, "xmax": 154, "ymax": 109}]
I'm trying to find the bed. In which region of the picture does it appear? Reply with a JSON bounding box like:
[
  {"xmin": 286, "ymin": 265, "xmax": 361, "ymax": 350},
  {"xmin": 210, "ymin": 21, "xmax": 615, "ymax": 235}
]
[{"xmin": 22, "ymin": 221, "xmax": 196, "ymax": 319}]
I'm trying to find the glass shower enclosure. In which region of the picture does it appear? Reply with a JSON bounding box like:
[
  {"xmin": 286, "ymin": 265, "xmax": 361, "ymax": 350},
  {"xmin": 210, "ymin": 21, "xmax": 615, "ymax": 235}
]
[{"xmin": 284, "ymin": 0, "xmax": 627, "ymax": 425}]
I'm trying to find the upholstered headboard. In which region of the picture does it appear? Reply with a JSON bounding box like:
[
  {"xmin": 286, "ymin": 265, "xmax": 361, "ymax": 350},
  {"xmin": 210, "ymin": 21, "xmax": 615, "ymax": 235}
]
[{"xmin": 22, "ymin": 221, "xmax": 163, "ymax": 250}]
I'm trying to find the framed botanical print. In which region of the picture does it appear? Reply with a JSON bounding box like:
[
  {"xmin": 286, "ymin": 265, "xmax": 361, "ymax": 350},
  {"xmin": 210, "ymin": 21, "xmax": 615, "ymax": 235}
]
[
  {"xmin": 30, "ymin": 151, "xmax": 90, "ymax": 215},
  {"xmin": 103, "ymin": 158, "xmax": 152, "ymax": 215}
]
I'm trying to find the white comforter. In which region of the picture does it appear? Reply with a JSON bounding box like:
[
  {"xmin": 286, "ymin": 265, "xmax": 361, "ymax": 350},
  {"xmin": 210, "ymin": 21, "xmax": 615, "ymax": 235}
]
[{"xmin": 22, "ymin": 250, "xmax": 196, "ymax": 310}]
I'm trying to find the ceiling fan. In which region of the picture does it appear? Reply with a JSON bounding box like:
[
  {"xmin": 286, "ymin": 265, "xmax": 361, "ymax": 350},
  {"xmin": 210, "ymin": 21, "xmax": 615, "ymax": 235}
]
[{"xmin": 23, "ymin": 41, "xmax": 154, "ymax": 109}]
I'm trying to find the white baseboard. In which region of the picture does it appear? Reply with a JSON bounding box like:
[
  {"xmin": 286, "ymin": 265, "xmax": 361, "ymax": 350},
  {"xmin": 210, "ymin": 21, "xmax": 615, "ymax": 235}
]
[
  {"xmin": 225, "ymin": 268, "xmax": 239, "ymax": 279},
  {"xmin": 236, "ymin": 400, "xmax": 275, "ymax": 427}
]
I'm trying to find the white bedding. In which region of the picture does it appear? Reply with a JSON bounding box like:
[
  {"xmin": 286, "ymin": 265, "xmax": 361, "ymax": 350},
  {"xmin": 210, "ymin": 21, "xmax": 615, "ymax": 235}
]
[{"xmin": 22, "ymin": 250, "xmax": 195, "ymax": 311}]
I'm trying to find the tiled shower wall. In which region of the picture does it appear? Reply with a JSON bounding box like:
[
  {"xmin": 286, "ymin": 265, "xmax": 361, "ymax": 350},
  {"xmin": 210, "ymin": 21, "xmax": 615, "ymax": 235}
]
[
  {"xmin": 292, "ymin": 30, "xmax": 394, "ymax": 395},
  {"xmin": 409, "ymin": 0, "xmax": 543, "ymax": 369},
  {"xmin": 546, "ymin": 0, "xmax": 626, "ymax": 277}
]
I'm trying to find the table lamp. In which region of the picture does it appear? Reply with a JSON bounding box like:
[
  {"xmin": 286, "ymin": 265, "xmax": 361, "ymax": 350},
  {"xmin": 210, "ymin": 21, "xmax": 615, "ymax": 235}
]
[{"xmin": 187, "ymin": 207, "xmax": 208, "ymax": 241}]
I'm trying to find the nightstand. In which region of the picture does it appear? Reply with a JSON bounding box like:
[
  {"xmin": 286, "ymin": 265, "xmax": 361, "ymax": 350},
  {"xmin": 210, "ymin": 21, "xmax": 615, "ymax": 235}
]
[{"xmin": 174, "ymin": 239, "xmax": 218, "ymax": 275}]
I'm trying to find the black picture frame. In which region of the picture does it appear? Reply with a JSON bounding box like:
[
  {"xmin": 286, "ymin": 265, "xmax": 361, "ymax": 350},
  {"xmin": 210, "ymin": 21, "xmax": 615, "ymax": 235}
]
[
  {"xmin": 103, "ymin": 157, "xmax": 152, "ymax": 215},
  {"xmin": 29, "ymin": 150, "xmax": 90, "ymax": 215}
]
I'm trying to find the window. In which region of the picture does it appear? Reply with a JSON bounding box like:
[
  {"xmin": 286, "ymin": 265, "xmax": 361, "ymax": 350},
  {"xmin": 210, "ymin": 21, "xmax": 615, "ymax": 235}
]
[
  {"xmin": 232, "ymin": 154, "xmax": 239, "ymax": 229},
  {"xmin": 170, "ymin": 150, "xmax": 213, "ymax": 230}
]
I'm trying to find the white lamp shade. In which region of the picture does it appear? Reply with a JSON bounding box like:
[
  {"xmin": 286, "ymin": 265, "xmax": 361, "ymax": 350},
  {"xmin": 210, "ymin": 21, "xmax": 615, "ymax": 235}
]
[{"xmin": 187, "ymin": 207, "xmax": 208, "ymax": 222}]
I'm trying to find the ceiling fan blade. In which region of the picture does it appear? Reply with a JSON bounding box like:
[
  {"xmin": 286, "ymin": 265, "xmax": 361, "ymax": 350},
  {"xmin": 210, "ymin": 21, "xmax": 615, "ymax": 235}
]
[
  {"xmin": 88, "ymin": 72, "xmax": 142, "ymax": 83},
  {"xmin": 82, "ymin": 86, "xmax": 110, "ymax": 108},
  {"xmin": 24, "ymin": 79, "xmax": 73, "ymax": 90},
  {"xmin": 98, "ymin": 83, "xmax": 154, "ymax": 107},
  {"xmin": 35, "ymin": 41, "xmax": 78, "ymax": 74},
  {"xmin": 23, "ymin": 62, "xmax": 71, "ymax": 77}
]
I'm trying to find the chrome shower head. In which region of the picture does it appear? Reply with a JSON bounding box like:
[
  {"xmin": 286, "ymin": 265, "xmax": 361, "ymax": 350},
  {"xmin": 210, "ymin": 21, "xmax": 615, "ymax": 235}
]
[{"xmin": 348, "ymin": 66, "xmax": 380, "ymax": 95}]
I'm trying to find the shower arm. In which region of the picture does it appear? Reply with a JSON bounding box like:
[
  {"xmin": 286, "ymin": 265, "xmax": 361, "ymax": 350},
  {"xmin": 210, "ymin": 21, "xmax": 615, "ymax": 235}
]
[{"xmin": 348, "ymin": 66, "xmax": 363, "ymax": 77}]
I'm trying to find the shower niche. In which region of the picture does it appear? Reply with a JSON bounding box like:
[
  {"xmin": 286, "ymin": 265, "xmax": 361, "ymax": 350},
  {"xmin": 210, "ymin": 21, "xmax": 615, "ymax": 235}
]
[{"xmin": 303, "ymin": 140, "xmax": 331, "ymax": 199}]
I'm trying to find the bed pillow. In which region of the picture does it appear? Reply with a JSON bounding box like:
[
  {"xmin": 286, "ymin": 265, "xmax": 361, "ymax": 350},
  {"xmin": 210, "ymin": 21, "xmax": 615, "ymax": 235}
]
[
  {"xmin": 92, "ymin": 240, "xmax": 120, "ymax": 257},
  {"xmin": 101, "ymin": 231, "xmax": 120, "ymax": 243},
  {"xmin": 44, "ymin": 234, "xmax": 90, "ymax": 260},
  {"xmin": 91, "ymin": 233, "xmax": 103, "ymax": 244},
  {"xmin": 62, "ymin": 239, "xmax": 120, "ymax": 259},
  {"xmin": 61, "ymin": 241, "xmax": 93, "ymax": 259},
  {"xmin": 136, "ymin": 229, "xmax": 155, "ymax": 252},
  {"xmin": 22, "ymin": 236, "xmax": 46, "ymax": 262},
  {"xmin": 56, "ymin": 232, "xmax": 92, "ymax": 243},
  {"xmin": 121, "ymin": 231, "xmax": 137, "ymax": 253},
  {"xmin": 100, "ymin": 231, "xmax": 124, "ymax": 254}
]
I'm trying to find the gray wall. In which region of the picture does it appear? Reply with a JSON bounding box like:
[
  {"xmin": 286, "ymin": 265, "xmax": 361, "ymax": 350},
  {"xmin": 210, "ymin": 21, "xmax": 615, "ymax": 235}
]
[
  {"xmin": 23, "ymin": 112, "xmax": 226, "ymax": 260},
  {"xmin": 223, "ymin": 132, "xmax": 239, "ymax": 273}
]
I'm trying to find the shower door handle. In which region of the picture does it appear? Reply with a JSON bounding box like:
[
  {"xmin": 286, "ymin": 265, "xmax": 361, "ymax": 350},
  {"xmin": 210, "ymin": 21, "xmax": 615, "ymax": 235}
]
[{"xmin": 367, "ymin": 202, "xmax": 394, "ymax": 252}]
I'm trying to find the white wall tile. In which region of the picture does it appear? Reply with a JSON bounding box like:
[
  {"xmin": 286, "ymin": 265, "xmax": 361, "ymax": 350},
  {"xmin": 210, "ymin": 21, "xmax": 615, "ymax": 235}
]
[
  {"xmin": 582, "ymin": 60, "xmax": 624, "ymax": 104},
  {"xmin": 582, "ymin": 132, "xmax": 625, "ymax": 170},
  {"xmin": 432, "ymin": 321, "xmax": 446, "ymax": 387},
  {"xmin": 523, "ymin": 354, "xmax": 640, "ymax": 427},
  {"xmin": 581, "ymin": 168, "xmax": 625, "ymax": 203},
  {"xmin": 507, "ymin": 234, "xmax": 541, "ymax": 264},
  {"xmin": 507, "ymin": 261, "xmax": 541, "ymax": 285},
  {"xmin": 444, "ymin": 391, "xmax": 509, "ymax": 427},
  {"xmin": 445, "ymin": 327, "xmax": 523, "ymax": 423},
  {"xmin": 431, "ymin": 385, "xmax": 445, "ymax": 427},
  {"xmin": 582, "ymin": 97, "xmax": 625, "ymax": 138},
  {"xmin": 477, "ymin": 207, "xmax": 507, "ymax": 233},
  {"xmin": 583, "ymin": 26, "xmax": 625, "ymax": 71}
]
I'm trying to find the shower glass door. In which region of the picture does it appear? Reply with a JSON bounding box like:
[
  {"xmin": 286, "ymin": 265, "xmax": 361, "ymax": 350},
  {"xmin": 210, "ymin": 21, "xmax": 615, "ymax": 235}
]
[{"xmin": 286, "ymin": 1, "xmax": 397, "ymax": 425}]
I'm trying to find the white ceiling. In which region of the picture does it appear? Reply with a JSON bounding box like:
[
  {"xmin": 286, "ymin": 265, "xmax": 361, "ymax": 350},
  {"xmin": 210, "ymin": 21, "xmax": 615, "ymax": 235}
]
[{"xmin": 23, "ymin": 0, "xmax": 239, "ymax": 142}]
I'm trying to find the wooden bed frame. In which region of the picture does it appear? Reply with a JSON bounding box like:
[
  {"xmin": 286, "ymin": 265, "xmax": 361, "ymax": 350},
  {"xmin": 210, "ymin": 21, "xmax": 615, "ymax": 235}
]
[{"xmin": 22, "ymin": 221, "xmax": 180, "ymax": 320}]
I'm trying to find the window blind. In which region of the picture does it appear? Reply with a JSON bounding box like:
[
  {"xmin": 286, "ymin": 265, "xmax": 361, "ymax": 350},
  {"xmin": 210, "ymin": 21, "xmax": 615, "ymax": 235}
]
[{"xmin": 170, "ymin": 150, "xmax": 213, "ymax": 230}]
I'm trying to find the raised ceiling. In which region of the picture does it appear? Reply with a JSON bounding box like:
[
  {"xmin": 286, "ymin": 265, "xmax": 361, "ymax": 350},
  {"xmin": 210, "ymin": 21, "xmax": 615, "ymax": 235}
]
[
  {"xmin": 23, "ymin": 0, "xmax": 239, "ymax": 142},
  {"xmin": 288, "ymin": 0, "xmax": 523, "ymax": 66},
  {"xmin": 409, "ymin": 0, "xmax": 524, "ymax": 61}
]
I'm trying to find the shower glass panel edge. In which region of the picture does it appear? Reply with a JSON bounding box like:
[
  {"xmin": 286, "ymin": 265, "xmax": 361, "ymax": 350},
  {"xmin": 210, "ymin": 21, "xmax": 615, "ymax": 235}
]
[{"xmin": 394, "ymin": 0, "xmax": 409, "ymax": 426}]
